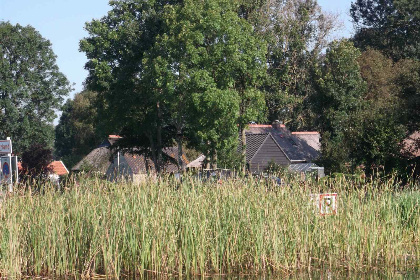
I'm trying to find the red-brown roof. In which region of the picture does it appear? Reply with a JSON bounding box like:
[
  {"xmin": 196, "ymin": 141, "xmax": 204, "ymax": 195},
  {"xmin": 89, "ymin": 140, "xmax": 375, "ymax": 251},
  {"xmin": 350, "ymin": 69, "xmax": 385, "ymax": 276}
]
[
  {"xmin": 48, "ymin": 161, "xmax": 69, "ymax": 176},
  {"xmin": 108, "ymin": 135, "xmax": 122, "ymax": 138}
]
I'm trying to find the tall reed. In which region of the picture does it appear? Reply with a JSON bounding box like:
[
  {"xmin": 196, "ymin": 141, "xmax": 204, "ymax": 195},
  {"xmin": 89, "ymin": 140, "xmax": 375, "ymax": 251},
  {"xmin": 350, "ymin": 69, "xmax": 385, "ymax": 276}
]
[{"xmin": 0, "ymin": 174, "xmax": 418, "ymax": 278}]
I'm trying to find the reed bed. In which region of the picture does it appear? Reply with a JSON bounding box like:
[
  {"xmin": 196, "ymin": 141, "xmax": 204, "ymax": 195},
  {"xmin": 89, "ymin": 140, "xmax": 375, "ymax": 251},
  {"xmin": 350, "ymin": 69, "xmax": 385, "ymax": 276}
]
[{"xmin": 0, "ymin": 174, "xmax": 418, "ymax": 278}]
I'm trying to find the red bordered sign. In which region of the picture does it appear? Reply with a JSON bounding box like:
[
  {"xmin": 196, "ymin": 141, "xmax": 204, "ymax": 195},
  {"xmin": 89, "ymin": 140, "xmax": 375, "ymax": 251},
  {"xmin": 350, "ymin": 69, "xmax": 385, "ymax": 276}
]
[
  {"xmin": 310, "ymin": 193, "xmax": 338, "ymax": 216},
  {"xmin": 319, "ymin": 193, "xmax": 337, "ymax": 215}
]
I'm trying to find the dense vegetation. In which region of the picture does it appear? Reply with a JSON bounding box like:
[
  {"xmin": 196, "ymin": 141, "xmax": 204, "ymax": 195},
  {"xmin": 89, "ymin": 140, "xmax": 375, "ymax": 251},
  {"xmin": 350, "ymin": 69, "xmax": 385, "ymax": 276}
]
[
  {"xmin": 0, "ymin": 175, "xmax": 418, "ymax": 278},
  {"xmin": 72, "ymin": 0, "xmax": 420, "ymax": 174}
]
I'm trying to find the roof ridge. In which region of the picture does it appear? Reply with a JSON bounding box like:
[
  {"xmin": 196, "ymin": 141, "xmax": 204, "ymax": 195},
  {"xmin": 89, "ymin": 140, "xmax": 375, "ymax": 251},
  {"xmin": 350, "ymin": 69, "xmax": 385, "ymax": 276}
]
[
  {"xmin": 245, "ymin": 132, "xmax": 270, "ymax": 135},
  {"xmin": 248, "ymin": 124, "xmax": 286, "ymax": 128},
  {"xmin": 291, "ymin": 131, "xmax": 319, "ymax": 135}
]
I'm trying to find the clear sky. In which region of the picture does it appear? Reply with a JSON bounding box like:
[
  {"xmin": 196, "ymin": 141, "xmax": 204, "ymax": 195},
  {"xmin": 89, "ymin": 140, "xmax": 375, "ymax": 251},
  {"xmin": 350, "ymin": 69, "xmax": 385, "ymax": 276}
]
[{"xmin": 1, "ymin": 0, "xmax": 355, "ymax": 100}]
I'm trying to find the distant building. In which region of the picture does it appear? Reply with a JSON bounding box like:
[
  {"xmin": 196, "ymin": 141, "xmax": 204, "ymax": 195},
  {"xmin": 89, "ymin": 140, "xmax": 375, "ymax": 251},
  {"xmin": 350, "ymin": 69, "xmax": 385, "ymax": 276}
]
[
  {"xmin": 48, "ymin": 161, "xmax": 69, "ymax": 185},
  {"xmin": 106, "ymin": 147, "xmax": 189, "ymax": 184},
  {"xmin": 240, "ymin": 122, "xmax": 321, "ymax": 173},
  {"xmin": 72, "ymin": 135, "xmax": 189, "ymax": 183},
  {"xmin": 72, "ymin": 135, "xmax": 121, "ymax": 173},
  {"xmin": 48, "ymin": 161, "xmax": 69, "ymax": 176},
  {"xmin": 186, "ymin": 122, "xmax": 322, "ymax": 175}
]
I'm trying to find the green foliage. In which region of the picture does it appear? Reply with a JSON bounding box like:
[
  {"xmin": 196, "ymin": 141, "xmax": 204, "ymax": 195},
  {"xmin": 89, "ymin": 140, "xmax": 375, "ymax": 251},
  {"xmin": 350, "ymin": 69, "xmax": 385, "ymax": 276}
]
[
  {"xmin": 314, "ymin": 46, "xmax": 416, "ymax": 174},
  {"xmin": 55, "ymin": 91, "xmax": 100, "ymax": 168},
  {"xmin": 312, "ymin": 40, "xmax": 367, "ymax": 172},
  {"xmin": 394, "ymin": 58, "xmax": 420, "ymax": 133},
  {"xmin": 251, "ymin": 0, "xmax": 338, "ymax": 129},
  {"xmin": 351, "ymin": 49, "xmax": 408, "ymax": 173},
  {"xmin": 313, "ymin": 40, "xmax": 366, "ymax": 136},
  {"xmin": 265, "ymin": 159, "xmax": 287, "ymax": 176},
  {"xmin": 20, "ymin": 143, "xmax": 53, "ymax": 180},
  {"xmin": 0, "ymin": 22, "xmax": 71, "ymax": 152},
  {"xmin": 350, "ymin": 0, "xmax": 420, "ymax": 60},
  {"xmin": 80, "ymin": 0, "xmax": 181, "ymax": 171},
  {"xmin": 81, "ymin": 0, "xmax": 267, "ymax": 169}
]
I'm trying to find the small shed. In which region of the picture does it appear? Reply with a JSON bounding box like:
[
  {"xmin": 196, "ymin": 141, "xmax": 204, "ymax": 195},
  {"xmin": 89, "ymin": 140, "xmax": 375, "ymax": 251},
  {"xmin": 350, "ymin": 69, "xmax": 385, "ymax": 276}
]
[
  {"xmin": 47, "ymin": 161, "xmax": 69, "ymax": 186},
  {"xmin": 288, "ymin": 163, "xmax": 325, "ymax": 179}
]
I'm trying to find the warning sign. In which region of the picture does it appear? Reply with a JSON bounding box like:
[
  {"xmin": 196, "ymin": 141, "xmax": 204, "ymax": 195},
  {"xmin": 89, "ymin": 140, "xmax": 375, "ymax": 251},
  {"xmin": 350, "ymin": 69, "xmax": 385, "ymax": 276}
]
[{"xmin": 310, "ymin": 193, "xmax": 338, "ymax": 216}]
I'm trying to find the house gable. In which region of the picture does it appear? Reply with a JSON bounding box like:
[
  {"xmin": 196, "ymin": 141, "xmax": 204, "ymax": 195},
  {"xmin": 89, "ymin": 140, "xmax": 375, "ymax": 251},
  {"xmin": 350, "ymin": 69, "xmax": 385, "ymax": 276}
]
[
  {"xmin": 106, "ymin": 154, "xmax": 134, "ymax": 182},
  {"xmin": 249, "ymin": 134, "xmax": 290, "ymax": 173},
  {"xmin": 245, "ymin": 124, "xmax": 320, "ymax": 162}
]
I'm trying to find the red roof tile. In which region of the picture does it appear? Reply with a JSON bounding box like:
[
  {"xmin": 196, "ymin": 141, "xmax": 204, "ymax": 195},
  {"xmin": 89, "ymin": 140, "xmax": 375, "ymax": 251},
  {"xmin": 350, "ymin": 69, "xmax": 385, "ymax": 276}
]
[{"xmin": 48, "ymin": 161, "xmax": 69, "ymax": 176}]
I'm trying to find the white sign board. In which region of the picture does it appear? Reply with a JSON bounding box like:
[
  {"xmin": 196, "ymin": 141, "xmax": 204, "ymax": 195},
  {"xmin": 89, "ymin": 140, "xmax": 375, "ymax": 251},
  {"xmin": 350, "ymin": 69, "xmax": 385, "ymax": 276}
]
[
  {"xmin": 0, "ymin": 139, "xmax": 12, "ymax": 154},
  {"xmin": 310, "ymin": 193, "xmax": 338, "ymax": 216}
]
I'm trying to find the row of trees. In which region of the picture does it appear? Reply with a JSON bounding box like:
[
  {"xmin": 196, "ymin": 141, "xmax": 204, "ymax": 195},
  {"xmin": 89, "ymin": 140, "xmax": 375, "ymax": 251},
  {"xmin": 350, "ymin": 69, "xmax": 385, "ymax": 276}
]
[
  {"xmin": 74, "ymin": 0, "xmax": 343, "ymax": 172},
  {"xmin": 75, "ymin": 0, "xmax": 418, "ymax": 174},
  {"xmin": 1, "ymin": 0, "xmax": 418, "ymax": 175}
]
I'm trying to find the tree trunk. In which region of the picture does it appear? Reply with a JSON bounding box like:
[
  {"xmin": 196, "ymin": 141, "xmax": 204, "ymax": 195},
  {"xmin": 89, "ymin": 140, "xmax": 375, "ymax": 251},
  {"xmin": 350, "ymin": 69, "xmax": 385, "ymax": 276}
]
[
  {"xmin": 212, "ymin": 149, "xmax": 217, "ymax": 169},
  {"xmin": 241, "ymin": 125, "xmax": 246, "ymax": 174},
  {"xmin": 176, "ymin": 130, "xmax": 184, "ymax": 172},
  {"xmin": 205, "ymin": 147, "xmax": 210, "ymax": 169},
  {"xmin": 147, "ymin": 131, "xmax": 159, "ymax": 173},
  {"xmin": 156, "ymin": 102, "xmax": 163, "ymax": 173}
]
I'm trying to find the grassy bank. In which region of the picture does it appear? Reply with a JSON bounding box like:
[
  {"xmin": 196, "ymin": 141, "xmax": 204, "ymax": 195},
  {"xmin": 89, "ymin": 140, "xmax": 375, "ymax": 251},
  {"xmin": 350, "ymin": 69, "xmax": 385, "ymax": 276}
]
[{"xmin": 0, "ymin": 174, "xmax": 419, "ymax": 278}]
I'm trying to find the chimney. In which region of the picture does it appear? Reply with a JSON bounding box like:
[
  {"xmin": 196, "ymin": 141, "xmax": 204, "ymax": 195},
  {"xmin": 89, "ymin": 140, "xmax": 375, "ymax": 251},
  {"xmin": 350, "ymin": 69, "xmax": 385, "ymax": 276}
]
[{"xmin": 272, "ymin": 120, "xmax": 283, "ymax": 130}]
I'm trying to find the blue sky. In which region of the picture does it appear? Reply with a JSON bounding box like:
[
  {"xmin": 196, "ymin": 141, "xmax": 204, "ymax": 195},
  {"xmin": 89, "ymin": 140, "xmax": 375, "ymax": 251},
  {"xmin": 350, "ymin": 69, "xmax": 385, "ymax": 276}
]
[{"xmin": 1, "ymin": 0, "xmax": 355, "ymax": 100}]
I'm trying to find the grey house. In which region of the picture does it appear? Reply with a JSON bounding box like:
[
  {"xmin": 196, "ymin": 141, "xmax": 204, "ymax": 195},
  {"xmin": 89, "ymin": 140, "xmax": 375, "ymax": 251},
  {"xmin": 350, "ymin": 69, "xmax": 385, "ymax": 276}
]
[{"xmin": 242, "ymin": 123, "xmax": 320, "ymax": 173}]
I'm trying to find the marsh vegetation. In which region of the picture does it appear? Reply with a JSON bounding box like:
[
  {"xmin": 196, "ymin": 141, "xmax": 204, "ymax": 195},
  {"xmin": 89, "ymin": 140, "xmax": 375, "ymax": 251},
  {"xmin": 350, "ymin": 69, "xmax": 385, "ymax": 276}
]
[{"xmin": 0, "ymin": 174, "xmax": 418, "ymax": 278}]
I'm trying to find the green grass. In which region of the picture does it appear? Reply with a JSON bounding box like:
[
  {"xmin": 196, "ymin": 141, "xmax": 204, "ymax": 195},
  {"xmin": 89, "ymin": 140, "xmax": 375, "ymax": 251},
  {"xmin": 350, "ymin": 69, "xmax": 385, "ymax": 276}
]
[{"xmin": 0, "ymin": 174, "xmax": 418, "ymax": 278}]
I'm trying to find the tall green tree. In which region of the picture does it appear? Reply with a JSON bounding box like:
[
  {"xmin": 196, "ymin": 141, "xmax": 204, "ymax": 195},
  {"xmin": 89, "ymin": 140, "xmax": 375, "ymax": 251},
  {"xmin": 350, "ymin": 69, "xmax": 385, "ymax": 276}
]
[
  {"xmin": 55, "ymin": 91, "xmax": 100, "ymax": 168},
  {"xmin": 81, "ymin": 0, "xmax": 183, "ymax": 172},
  {"xmin": 394, "ymin": 58, "xmax": 420, "ymax": 133},
  {"xmin": 81, "ymin": 0, "xmax": 267, "ymax": 171},
  {"xmin": 0, "ymin": 22, "xmax": 71, "ymax": 152},
  {"xmin": 350, "ymin": 0, "xmax": 420, "ymax": 60},
  {"xmin": 312, "ymin": 40, "xmax": 366, "ymax": 172},
  {"xmin": 351, "ymin": 49, "xmax": 406, "ymax": 171},
  {"xmin": 244, "ymin": 0, "xmax": 338, "ymax": 129},
  {"xmin": 142, "ymin": 0, "xmax": 267, "ymax": 169}
]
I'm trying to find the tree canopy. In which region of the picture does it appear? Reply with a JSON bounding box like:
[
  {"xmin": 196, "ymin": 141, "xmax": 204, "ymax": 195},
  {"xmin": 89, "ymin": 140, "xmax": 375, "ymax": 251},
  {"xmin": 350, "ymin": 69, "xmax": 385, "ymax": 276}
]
[
  {"xmin": 351, "ymin": 0, "xmax": 420, "ymax": 60},
  {"xmin": 0, "ymin": 22, "xmax": 71, "ymax": 152},
  {"xmin": 74, "ymin": 0, "xmax": 418, "ymax": 175},
  {"xmin": 81, "ymin": 0, "xmax": 267, "ymax": 171}
]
